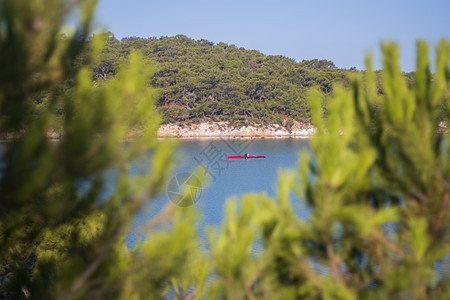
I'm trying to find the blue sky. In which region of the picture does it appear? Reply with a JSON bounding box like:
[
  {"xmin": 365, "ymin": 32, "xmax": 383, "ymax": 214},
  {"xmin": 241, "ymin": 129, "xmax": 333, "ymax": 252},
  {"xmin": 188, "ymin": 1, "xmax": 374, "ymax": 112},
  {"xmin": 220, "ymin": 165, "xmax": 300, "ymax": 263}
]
[{"xmin": 95, "ymin": 0, "xmax": 450, "ymax": 71}]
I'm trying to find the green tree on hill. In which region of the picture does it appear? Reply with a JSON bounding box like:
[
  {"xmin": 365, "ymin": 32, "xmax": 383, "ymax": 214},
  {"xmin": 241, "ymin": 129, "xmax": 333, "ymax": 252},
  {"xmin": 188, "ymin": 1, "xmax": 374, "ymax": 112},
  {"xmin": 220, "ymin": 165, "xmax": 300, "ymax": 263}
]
[{"xmin": 84, "ymin": 34, "xmax": 349, "ymax": 126}]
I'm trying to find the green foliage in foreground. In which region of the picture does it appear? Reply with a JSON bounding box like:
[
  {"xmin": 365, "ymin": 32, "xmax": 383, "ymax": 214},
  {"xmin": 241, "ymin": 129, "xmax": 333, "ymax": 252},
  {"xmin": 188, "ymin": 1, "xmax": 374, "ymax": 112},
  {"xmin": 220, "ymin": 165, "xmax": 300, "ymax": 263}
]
[
  {"xmin": 1, "ymin": 0, "xmax": 449, "ymax": 299},
  {"xmin": 0, "ymin": 1, "xmax": 206, "ymax": 299},
  {"xmin": 206, "ymin": 42, "xmax": 450, "ymax": 299}
]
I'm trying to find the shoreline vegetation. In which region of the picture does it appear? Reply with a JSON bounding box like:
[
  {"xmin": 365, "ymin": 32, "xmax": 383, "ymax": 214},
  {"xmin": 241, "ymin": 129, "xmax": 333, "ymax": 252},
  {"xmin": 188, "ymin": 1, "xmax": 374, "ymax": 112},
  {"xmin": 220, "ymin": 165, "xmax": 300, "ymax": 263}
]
[{"xmin": 84, "ymin": 34, "xmax": 356, "ymax": 127}]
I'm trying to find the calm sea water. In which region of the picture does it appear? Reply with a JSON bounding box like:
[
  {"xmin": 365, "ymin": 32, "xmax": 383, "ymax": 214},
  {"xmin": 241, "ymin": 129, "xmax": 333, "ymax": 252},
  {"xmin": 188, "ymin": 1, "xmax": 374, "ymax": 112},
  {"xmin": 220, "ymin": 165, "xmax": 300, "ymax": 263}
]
[
  {"xmin": 2, "ymin": 139, "xmax": 448, "ymax": 278},
  {"xmin": 127, "ymin": 138, "xmax": 311, "ymax": 249},
  {"xmin": 0, "ymin": 138, "xmax": 310, "ymax": 249}
]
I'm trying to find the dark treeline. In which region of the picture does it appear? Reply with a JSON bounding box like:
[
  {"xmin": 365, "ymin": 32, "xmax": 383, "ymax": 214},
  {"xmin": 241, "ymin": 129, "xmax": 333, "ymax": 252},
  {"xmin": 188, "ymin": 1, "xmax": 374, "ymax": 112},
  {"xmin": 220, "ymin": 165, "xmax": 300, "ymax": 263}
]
[{"xmin": 89, "ymin": 33, "xmax": 354, "ymax": 127}]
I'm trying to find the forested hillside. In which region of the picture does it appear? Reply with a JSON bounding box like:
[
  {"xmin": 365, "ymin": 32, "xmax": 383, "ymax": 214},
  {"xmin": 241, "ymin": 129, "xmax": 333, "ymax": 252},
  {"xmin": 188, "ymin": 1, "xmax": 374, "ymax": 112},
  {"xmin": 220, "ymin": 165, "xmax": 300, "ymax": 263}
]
[{"xmin": 89, "ymin": 33, "xmax": 353, "ymax": 127}]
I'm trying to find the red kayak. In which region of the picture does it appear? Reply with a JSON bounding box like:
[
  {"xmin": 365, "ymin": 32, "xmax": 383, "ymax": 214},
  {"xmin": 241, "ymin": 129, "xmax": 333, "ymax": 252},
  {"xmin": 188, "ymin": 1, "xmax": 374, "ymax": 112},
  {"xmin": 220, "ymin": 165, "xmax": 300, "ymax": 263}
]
[{"xmin": 227, "ymin": 156, "xmax": 266, "ymax": 159}]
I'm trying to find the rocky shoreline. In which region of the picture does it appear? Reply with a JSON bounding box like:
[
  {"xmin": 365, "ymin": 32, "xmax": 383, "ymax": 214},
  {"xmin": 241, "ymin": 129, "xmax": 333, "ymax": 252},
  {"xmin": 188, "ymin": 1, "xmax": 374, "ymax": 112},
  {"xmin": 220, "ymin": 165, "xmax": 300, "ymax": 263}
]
[
  {"xmin": 0, "ymin": 122, "xmax": 316, "ymax": 141},
  {"xmin": 157, "ymin": 121, "xmax": 316, "ymax": 138}
]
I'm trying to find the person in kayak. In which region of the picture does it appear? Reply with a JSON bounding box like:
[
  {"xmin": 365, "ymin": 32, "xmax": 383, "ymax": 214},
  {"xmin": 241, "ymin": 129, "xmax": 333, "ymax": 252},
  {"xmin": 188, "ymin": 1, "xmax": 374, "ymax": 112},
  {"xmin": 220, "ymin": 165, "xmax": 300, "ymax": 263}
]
[{"xmin": 244, "ymin": 152, "xmax": 250, "ymax": 158}]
